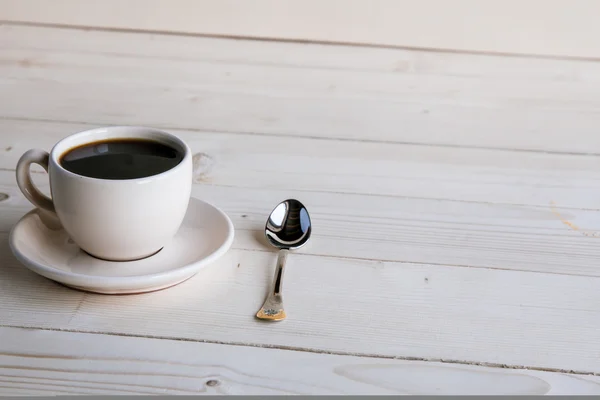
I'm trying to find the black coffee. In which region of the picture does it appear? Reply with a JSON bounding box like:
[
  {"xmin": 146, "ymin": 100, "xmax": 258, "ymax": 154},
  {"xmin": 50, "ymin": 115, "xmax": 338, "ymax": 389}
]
[{"xmin": 60, "ymin": 139, "xmax": 183, "ymax": 180}]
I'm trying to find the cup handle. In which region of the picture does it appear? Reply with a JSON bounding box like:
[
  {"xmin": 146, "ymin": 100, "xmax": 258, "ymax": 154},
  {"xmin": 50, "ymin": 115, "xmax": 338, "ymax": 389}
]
[{"xmin": 16, "ymin": 149, "xmax": 56, "ymax": 213}]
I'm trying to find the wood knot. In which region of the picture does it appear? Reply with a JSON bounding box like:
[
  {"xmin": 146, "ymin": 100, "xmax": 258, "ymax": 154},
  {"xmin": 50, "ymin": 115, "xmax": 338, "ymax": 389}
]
[
  {"xmin": 0, "ymin": 193, "xmax": 8, "ymax": 202},
  {"xmin": 19, "ymin": 58, "xmax": 33, "ymax": 67},
  {"xmin": 193, "ymin": 152, "xmax": 215, "ymax": 182},
  {"xmin": 206, "ymin": 379, "xmax": 220, "ymax": 387}
]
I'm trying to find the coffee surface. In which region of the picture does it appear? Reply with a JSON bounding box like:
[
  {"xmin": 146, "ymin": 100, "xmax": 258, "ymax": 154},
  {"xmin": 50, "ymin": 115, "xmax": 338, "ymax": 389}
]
[{"xmin": 60, "ymin": 139, "xmax": 183, "ymax": 179}]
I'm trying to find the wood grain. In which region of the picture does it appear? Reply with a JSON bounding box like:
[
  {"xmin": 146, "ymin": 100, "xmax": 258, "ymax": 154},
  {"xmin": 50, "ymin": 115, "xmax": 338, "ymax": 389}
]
[
  {"xmin": 2, "ymin": 0, "xmax": 600, "ymax": 59},
  {"xmin": 2, "ymin": 326, "xmax": 600, "ymax": 395},
  {"xmin": 3, "ymin": 119, "xmax": 600, "ymax": 210},
  {"xmin": 2, "ymin": 25, "xmax": 600, "ymax": 153}
]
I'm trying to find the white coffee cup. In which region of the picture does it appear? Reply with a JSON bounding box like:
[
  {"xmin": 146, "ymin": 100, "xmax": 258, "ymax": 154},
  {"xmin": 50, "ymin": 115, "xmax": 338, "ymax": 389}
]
[{"xmin": 15, "ymin": 126, "xmax": 193, "ymax": 261}]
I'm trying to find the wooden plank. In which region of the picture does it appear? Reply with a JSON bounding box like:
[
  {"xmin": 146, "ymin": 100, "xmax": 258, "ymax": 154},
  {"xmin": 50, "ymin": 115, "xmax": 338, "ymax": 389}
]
[
  {"xmin": 2, "ymin": 326, "xmax": 600, "ymax": 395},
  {"xmin": 2, "ymin": 119, "xmax": 600, "ymax": 210},
  {"xmin": 3, "ymin": 202, "xmax": 600, "ymax": 373},
  {"xmin": 2, "ymin": 0, "xmax": 600, "ymax": 59},
  {"xmin": 2, "ymin": 25, "xmax": 600, "ymax": 152}
]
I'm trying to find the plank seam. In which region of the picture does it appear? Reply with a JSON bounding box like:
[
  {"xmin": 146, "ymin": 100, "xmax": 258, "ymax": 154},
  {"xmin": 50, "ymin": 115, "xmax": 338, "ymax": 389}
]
[
  {"xmin": 2, "ymin": 20, "xmax": 600, "ymax": 63},
  {"xmin": 0, "ymin": 324, "xmax": 597, "ymax": 376}
]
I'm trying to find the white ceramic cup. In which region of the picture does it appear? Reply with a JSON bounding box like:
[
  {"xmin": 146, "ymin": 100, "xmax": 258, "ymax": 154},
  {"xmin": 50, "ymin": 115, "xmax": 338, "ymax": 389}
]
[{"xmin": 15, "ymin": 126, "xmax": 193, "ymax": 261}]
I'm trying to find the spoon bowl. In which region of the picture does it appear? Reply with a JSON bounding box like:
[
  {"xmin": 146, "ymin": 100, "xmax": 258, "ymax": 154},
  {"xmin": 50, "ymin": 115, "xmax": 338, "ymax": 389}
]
[
  {"xmin": 256, "ymin": 199, "xmax": 312, "ymax": 321},
  {"xmin": 265, "ymin": 200, "xmax": 311, "ymax": 250}
]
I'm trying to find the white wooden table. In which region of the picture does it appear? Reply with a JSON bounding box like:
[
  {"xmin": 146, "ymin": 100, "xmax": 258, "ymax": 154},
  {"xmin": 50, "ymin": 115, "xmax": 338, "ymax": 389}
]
[{"xmin": 2, "ymin": 22, "xmax": 600, "ymax": 395}]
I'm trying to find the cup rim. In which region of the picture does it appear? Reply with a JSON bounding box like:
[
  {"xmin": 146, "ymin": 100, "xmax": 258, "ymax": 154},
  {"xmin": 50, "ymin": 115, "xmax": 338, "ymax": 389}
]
[{"xmin": 49, "ymin": 125, "xmax": 191, "ymax": 183}]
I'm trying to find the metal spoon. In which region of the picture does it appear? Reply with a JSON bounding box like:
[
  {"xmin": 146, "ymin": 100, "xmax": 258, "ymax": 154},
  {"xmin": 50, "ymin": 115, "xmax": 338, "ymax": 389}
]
[{"xmin": 256, "ymin": 199, "xmax": 312, "ymax": 321}]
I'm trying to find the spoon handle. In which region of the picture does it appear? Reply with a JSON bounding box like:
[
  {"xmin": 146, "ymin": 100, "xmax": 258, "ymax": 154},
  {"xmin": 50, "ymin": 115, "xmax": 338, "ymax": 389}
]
[{"xmin": 256, "ymin": 249, "xmax": 289, "ymax": 321}]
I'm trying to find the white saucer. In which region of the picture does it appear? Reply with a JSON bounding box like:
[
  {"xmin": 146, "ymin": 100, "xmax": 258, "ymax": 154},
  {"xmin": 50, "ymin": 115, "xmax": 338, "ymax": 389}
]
[{"xmin": 9, "ymin": 197, "xmax": 234, "ymax": 294}]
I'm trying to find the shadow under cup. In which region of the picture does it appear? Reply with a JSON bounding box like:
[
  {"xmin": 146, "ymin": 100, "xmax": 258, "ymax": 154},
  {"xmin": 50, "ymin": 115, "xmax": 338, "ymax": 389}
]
[{"xmin": 17, "ymin": 126, "xmax": 193, "ymax": 262}]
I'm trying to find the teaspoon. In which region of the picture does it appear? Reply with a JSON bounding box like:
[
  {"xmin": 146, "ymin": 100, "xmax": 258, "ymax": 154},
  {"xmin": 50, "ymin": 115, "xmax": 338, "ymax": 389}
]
[{"xmin": 256, "ymin": 199, "xmax": 311, "ymax": 321}]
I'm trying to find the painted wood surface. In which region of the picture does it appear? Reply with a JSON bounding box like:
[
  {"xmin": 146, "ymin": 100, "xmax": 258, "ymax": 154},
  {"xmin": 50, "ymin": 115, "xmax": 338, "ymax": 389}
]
[
  {"xmin": 2, "ymin": 24, "xmax": 600, "ymax": 153},
  {"xmin": 2, "ymin": 0, "xmax": 600, "ymax": 59},
  {"xmin": 1, "ymin": 23, "xmax": 600, "ymax": 394},
  {"xmin": 3, "ymin": 326, "xmax": 600, "ymax": 395}
]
